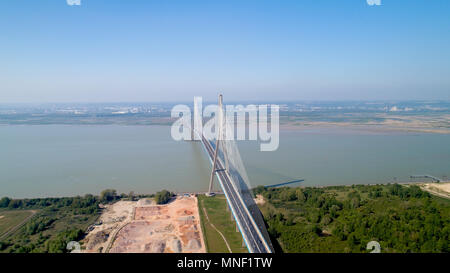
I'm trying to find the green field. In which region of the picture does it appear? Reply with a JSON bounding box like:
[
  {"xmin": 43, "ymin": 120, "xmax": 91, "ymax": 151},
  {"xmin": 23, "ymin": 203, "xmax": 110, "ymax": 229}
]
[
  {"xmin": 197, "ymin": 194, "xmax": 248, "ymax": 253},
  {"xmin": 0, "ymin": 209, "xmax": 35, "ymax": 239},
  {"xmin": 0, "ymin": 194, "xmax": 105, "ymax": 253}
]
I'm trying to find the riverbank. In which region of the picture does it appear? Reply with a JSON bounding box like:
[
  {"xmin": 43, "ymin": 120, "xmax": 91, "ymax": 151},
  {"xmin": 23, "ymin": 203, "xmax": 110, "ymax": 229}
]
[
  {"xmin": 415, "ymin": 182, "xmax": 450, "ymax": 199},
  {"xmin": 1, "ymin": 182, "xmax": 449, "ymax": 253},
  {"xmin": 280, "ymin": 114, "xmax": 450, "ymax": 135}
]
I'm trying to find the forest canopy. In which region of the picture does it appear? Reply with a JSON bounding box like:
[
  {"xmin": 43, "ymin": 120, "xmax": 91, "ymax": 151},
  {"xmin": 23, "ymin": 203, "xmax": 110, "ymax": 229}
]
[{"xmin": 255, "ymin": 184, "xmax": 449, "ymax": 253}]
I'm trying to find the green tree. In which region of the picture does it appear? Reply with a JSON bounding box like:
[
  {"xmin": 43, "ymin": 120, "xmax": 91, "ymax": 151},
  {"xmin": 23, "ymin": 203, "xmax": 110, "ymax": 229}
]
[
  {"xmin": 155, "ymin": 190, "xmax": 172, "ymax": 204},
  {"xmin": 7, "ymin": 199, "xmax": 23, "ymax": 209},
  {"xmin": 100, "ymin": 189, "xmax": 117, "ymax": 202},
  {"xmin": 0, "ymin": 197, "xmax": 11, "ymax": 207},
  {"xmin": 296, "ymin": 189, "xmax": 306, "ymax": 202}
]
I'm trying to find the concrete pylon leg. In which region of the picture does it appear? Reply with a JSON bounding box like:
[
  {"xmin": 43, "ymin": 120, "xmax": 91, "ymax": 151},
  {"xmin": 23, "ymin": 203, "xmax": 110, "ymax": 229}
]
[
  {"xmin": 208, "ymin": 138, "xmax": 220, "ymax": 195},
  {"xmin": 208, "ymin": 94, "xmax": 224, "ymax": 195}
]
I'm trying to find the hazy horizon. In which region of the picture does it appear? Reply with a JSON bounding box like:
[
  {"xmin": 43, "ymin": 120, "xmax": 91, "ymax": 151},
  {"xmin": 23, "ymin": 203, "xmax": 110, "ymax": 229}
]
[
  {"xmin": 1, "ymin": 0, "xmax": 450, "ymax": 103},
  {"xmin": 1, "ymin": 99, "xmax": 450, "ymax": 105}
]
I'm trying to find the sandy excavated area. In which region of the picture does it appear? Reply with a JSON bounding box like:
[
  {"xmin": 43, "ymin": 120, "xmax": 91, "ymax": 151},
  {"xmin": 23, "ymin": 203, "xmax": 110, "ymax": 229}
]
[
  {"xmin": 82, "ymin": 200, "xmax": 137, "ymax": 253},
  {"xmin": 110, "ymin": 196, "xmax": 205, "ymax": 253},
  {"xmin": 83, "ymin": 196, "xmax": 205, "ymax": 253},
  {"xmin": 83, "ymin": 195, "xmax": 205, "ymax": 253},
  {"xmin": 420, "ymin": 182, "xmax": 450, "ymax": 199}
]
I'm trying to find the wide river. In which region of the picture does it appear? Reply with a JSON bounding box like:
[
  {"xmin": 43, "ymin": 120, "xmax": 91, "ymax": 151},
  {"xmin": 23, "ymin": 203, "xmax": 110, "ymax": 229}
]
[{"xmin": 1, "ymin": 125, "xmax": 449, "ymax": 198}]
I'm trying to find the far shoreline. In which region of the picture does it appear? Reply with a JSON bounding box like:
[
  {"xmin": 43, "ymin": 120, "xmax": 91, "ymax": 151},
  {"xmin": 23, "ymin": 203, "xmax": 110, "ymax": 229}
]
[{"xmin": 2, "ymin": 121, "xmax": 449, "ymax": 135}]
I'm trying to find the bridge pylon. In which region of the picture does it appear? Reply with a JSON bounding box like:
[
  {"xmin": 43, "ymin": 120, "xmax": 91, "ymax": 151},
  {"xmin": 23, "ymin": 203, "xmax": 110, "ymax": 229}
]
[
  {"xmin": 197, "ymin": 94, "xmax": 274, "ymax": 252},
  {"xmin": 207, "ymin": 94, "xmax": 224, "ymax": 196}
]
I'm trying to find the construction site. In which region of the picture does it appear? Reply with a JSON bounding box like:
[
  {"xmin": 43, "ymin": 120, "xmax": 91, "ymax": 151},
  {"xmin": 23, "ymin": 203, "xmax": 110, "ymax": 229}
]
[{"xmin": 82, "ymin": 195, "xmax": 205, "ymax": 253}]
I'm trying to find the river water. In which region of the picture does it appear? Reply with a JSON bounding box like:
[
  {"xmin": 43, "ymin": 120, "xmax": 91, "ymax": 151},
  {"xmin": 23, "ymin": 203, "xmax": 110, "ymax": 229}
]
[{"xmin": 1, "ymin": 125, "xmax": 449, "ymax": 198}]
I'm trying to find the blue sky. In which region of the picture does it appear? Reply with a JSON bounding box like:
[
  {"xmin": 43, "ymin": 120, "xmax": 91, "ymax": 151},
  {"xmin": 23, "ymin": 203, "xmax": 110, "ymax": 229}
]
[{"xmin": 1, "ymin": 0, "xmax": 449, "ymax": 102}]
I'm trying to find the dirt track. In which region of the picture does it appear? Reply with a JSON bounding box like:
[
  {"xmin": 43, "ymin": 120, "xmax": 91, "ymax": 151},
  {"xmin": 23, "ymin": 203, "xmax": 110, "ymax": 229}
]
[{"xmin": 0, "ymin": 210, "xmax": 37, "ymax": 240}]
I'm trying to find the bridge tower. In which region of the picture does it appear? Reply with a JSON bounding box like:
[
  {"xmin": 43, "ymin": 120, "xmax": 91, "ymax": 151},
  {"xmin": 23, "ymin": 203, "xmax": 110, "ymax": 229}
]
[
  {"xmin": 198, "ymin": 94, "xmax": 274, "ymax": 252},
  {"xmin": 192, "ymin": 96, "xmax": 202, "ymax": 141},
  {"xmin": 207, "ymin": 94, "xmax": 224, "ymax": 196}
]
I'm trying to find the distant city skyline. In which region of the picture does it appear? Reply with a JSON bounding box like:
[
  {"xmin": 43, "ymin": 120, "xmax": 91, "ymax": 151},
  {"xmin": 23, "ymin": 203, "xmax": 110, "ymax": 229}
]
[{"xmin": 1, "ymin": 0, "xmax": 449, "ymax": 103}]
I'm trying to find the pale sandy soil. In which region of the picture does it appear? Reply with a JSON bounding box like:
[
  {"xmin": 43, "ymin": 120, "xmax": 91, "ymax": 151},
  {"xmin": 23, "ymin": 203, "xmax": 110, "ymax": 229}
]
[
  {"xmin": 254, "ymin": 195, "xmax": 265, "ymax": 205},
  {"xmin": 280, "ymin": 114, "xmax": 450, "ymax": 134},
  {"xmin": 419, "ymin": 182, "xmax": 450, "ymax": 199},
  {"xmin": 83, "ymin": 196, "xmax": 205, "ymax": 253},
  {"xmin": 0, "ymin": 216, "xmax": 4, "ymax": 219},
  {"xmin": 82, "ymin": 200, "xmax": 137, "ymax": 253}
]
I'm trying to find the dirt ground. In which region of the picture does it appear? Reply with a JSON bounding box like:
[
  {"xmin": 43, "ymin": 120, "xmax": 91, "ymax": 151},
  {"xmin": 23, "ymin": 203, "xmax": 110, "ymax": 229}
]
[
  {"xmin": 82, "ymin": 195, "xmax": 205, "ymax": 253},
  {"xmin": 254, "ymin": 194, "xmax": 265, "ymax": 205},
  {"xmin": 420, "ymin": 182, "xmax": 450, "ymax": 199},
  {"xmin": 82, "ymin": 200, "xmax": 137, "ymax": 253}
]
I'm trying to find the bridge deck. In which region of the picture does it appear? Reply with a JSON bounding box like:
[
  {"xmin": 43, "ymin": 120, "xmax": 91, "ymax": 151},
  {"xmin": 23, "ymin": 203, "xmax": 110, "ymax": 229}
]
[{"xmin": 199, "ymin": 135, "xmax": 272, "ymax": 253}]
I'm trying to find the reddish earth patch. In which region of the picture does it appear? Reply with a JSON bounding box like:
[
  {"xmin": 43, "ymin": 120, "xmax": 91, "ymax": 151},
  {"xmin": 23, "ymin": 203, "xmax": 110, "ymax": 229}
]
[{"xmin": 109, "ymin": 196, "xmax": 205, "ymax": 253}]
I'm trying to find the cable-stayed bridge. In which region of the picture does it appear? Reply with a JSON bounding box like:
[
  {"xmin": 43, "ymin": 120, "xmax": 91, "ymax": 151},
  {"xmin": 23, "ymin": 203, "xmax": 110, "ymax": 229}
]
[{"xmin": 192, "ymin": 95, "xmax": 274, "ymax": 253}]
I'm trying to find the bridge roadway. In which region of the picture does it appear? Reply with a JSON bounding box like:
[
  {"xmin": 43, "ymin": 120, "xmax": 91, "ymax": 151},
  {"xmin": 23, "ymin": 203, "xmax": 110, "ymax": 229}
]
[{"xmin": 200, "ymin": 135, "xmax": 272, "ymax": 253}]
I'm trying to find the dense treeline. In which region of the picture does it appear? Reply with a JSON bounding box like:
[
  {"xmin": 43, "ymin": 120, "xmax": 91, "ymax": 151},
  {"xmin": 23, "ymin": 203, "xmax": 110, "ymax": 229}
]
[
  {"xmin": 0, "ymin": 189, "xmax": 122, "ymax": 253},
  {"xmin": 1, "ymin": 192, "xmax": 110, "ymax": 210},
  {"xmin": 155, "ymin": 190, "xmax": 173, "ymax": 204},
  {"xmin": 255, "ymin": 184, "xmax": 449, "ymax": 253},
  {"xmin": 0, "ymin": 189, "xmax": 145, "ymax": 211}
]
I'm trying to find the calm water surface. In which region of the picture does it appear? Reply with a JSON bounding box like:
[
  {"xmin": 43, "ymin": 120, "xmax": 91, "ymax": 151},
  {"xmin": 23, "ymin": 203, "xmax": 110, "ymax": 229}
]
[{"xmin": 1, "ymin": 125, "xmax": 449, "ymax": 198}]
